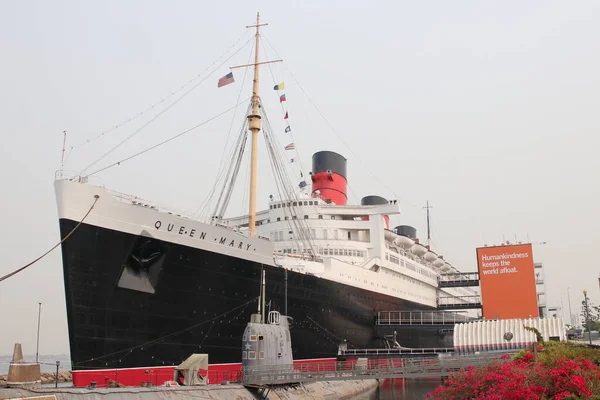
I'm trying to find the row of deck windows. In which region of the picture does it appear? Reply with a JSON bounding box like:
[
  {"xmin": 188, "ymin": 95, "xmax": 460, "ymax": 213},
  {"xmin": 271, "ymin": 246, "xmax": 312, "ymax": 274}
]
[
  {"xmin": 272, "ymin": 228, "xmax": 354, "ymax": 241},
  {"xmin": 385, "ymin": 252, "xmax": 436, "ymax": 280},
  {"xmin": 270, "ymin": 200, "xmax": 318, "ymax": 209},
  {"xmin": 277, "ymin": 247, "xmax": 367, "ymax": 258}
]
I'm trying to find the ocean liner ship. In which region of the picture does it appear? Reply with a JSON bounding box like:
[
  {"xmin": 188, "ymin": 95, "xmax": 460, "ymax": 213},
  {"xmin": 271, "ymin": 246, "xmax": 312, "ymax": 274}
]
[{"xmin": 55, "ymin": 13, "xmax": 476, "ymax": 379}]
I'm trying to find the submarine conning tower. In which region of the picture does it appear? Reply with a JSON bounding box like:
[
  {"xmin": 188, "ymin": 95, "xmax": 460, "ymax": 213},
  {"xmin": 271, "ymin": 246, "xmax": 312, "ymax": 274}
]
[{"xmin": 311, "ymin": 151, "xmax": 347, "ymax": 205}]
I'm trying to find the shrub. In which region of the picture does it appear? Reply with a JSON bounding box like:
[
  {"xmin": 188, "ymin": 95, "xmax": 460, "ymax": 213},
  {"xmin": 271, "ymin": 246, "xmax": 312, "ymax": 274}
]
[{"xmin": 427, "ymin": 342, "xmax": 600, "ymax": 400}]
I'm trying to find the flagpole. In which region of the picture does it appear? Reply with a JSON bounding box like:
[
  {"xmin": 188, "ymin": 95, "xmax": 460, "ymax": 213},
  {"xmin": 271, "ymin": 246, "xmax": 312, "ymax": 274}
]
[{"xmin": 36, "ymin": 302, "xmax": 41, "ymax": 363}]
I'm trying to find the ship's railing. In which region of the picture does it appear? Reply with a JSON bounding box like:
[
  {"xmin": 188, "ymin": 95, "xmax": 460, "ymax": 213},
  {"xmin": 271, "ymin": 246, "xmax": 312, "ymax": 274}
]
[
  {"xmin": 386, "ymin": 243, "xmax": 439, "ymax": 275},
  {"xmin": 316, "ymin": 245, "xmax": 369, "ymax": 259},
  {"xmin": 376, "ymin": 311, "xmax": 475, "ymax": 326},
  {"xmin": 57, "ymin": 172, "xmax": 266, "ymax": 235},
  {"xmin": 273, "ymin": 252, "xmax": 323, "ymax": 263},
  {"xmin": 387, "ymin": 246, "xmax": 479, "ymax": 299},
  {"xmin": 241, "ymin": 352, "xmax": 512, "ymax": 385},
  {"xmin": 55, "ymin": 169, "xmax": 104, "ymax": 186},
  {"xmin": 56, "ymin": 169, "xmax": 201, "ymax": 220},
  {"xmin": 109, "ymin": 189, "xmax": 199, "ymax": 220}
]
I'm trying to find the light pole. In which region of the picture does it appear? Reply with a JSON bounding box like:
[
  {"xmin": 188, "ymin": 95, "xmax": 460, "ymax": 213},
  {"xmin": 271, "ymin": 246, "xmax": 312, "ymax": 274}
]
[
  {"xmin": 55, "ymin": 361, "xmax": 60, "ymax": 388},
  {"xmin": 36, "ymin": 302, "xmax": 42, "ymax": 363},
  {"xmin": 583, "ymin": 290, "xmax": 593, "ymax": 345},
  {"xmin": 567, "ymin": 287, "xmax": 573, "ymax": 327}
]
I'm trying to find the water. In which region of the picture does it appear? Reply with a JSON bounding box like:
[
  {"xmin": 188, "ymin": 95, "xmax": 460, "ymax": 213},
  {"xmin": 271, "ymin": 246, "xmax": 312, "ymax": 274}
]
[
  {"xmin": 1, "ymin": 365, "xmax": 440, "ymax": 398},
  {"xmin": 357, "ymin": 378, "xmax": 442, "ymax": 400},
  {"xmin": 0, "ymin": 361, "xmax": 72, "ymax": 374}
]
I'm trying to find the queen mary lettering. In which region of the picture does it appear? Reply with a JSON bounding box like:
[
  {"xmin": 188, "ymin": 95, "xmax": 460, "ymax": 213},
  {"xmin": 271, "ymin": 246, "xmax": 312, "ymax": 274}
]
[{"xmin": 154, "ymin": 219, "xmax": 254, "ymax": 250}]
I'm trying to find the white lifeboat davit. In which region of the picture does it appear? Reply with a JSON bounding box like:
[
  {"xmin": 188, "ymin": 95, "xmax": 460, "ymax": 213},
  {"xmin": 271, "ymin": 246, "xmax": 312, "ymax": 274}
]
[
  {"xmin": 394, "ymin": 235, "xmax": 415, "ymax": 249},
  {"xmin": 410, "ymin": 243, "xmax": 428, "ymax": 257},
  {"xmin": 433, "ymin": 257, "xmax": 446, "ymax": 268},
  {"xmin": 423, "ymin": 251, "xmax": 438, "ymax": 263}
]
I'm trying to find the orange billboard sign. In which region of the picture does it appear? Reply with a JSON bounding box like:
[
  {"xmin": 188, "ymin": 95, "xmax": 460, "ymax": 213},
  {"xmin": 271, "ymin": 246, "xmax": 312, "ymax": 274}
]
[{"xmin": 477, "ymin": 244, "xmax": 538, "ymax": 320}]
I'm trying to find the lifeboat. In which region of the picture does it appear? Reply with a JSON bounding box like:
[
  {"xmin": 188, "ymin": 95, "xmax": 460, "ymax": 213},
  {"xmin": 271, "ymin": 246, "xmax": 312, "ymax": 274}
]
[
  {"xmin": 441, "ymin": 262, "xmax": 453, "ymax": 272},
  {"xmin": 424, "ymin": 251, "xmax": 438, "ymax": 263},
  {"xmin": 394, "ymin": 235, "xmax": 414, "ymax": 249},
  {"xmin": 433, "ymin": 257, "xmax": 446, "ymax": 268},
  {"xmin": 410, "ymin": 243, "xmax": 428, "ymax": 257},
  {"xmin": 383, "ymin": 229, "xmax": 397, "ymax": 242}
]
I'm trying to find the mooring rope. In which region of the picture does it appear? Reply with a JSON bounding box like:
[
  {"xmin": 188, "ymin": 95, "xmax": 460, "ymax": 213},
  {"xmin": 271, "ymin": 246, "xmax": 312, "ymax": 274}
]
[{"xmin": 0, "ymin": 195, "xmax": 100, "ymax": 283}]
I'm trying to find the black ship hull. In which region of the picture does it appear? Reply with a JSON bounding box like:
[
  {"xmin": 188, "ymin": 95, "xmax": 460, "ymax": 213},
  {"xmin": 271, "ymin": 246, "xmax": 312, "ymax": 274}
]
[{"xmin": 59, "ymin": 219, "xmax": 451, "ymax": 370}]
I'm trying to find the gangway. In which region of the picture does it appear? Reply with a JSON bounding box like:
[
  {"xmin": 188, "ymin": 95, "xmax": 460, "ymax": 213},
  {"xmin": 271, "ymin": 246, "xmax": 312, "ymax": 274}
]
[
  {"xmin": 340, "ymin": 347, "xmax": 454, "ymax": 359},
  {"xmin": 242, "ymin": 352, "xmax": 512, "ymax": 386},
  {"xmin": 376, "ymin": 311, "xmax": 475, "ymax": 327},
  {"xmin": 437, "ymin": 295, "xmax": 482, "ymax": 310},
  {"xmin": 438, "ymin": 272, "xmax": 480, "ymax": 288}
]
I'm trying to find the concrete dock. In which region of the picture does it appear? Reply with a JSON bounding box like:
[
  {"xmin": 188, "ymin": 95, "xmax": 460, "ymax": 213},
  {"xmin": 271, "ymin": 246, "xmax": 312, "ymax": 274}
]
[{"xmin": 0, "ymin": 380, "xmax": 379, "ymax": 400}]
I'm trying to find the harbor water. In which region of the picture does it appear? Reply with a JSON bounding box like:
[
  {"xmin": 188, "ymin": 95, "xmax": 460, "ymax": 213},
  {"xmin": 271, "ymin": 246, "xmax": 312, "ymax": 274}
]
[
  {"xmin": 0, "ymin": 361, "xmax": 72, "ymax": 374},
  {"xmin": 360, "ymin": 378, "xmax": 441, "ymax": 400}
]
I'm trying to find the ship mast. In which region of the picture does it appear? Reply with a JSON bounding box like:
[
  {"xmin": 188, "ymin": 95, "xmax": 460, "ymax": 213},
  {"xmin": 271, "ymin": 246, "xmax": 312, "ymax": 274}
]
[
  {"xmin": 424, "ymin": 201, "xmax": 433, "ymax": 246},
  {"xmin": 231, "ymin": 13, "xmax": 281, "ymax": 236},
  {"xmin": 247, "ymin": 13, "xmax": 263, "ymax": 236}
]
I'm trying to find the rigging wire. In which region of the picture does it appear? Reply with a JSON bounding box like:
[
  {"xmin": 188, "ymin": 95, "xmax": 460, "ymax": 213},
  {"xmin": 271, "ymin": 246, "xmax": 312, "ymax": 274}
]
[
  {"xmin": 84, "ymin": 99, "xmax": 250, "ymax": 176},
  {"xmin": 345, "ymin": 181, "xmax": 361, "ymax": 205},
  {"xmin": 239, "ymin": 146, "xmax": 251, "ymax": 216},
  {"xmin": 261, "ymin": 40, "xmax": 308, "ymax": 180},
  {"xmin": 261, "ymin": 103, "xmax": 319, "ymax": 256},
  {"xmin": 262, "ymin": 34, "xmax": 424, "ymax": 210},
  {"xmin": 214, "ymin": 44, "xmax": 256, "ymax": 183},
  {"xmin": 213, "ymin": 114, "xmax": 250, "ymax": 220},
  {"xmin": 90, "ymin": 298, "xmax": 254, "ymax": 368},
  {"xmin": 79, "ymin": 37, "xmax": 254, "ymax": 176},
  {"xmin": 194, "ymin": 44, "xmax": 255, "ymax": 220},
  {"xmin": 0, "ymin": 196, "xmax": 99, "ymax": 283},
  {"xmin": 72, "ymin": 296, "xmax": 259, "ymax": 367},
  {"xmin": 70, "ymin": 30, "xmax": 252, "ymax": 151}
]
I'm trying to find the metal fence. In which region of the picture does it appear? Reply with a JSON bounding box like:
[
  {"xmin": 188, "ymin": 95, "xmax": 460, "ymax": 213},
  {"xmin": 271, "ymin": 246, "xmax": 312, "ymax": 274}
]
[{"xmin": 241, "ymin": 352, "xmax": 512, "ymax": 386}]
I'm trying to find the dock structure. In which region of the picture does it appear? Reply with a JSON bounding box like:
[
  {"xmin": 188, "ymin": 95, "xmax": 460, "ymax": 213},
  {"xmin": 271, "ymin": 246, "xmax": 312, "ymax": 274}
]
[
  {"xmin": 438, "ymin": 272, "xmax": 480, "ymax": 288},
  {"xmin": 437, "ymin": 295, "xmax": 482, "ymax": 310},
  {"xmin": 376, "ymin": 310, "xmax": 476, "ymax": 328},
  {"xmin": 340, "ymin": 347, "xmax": 454, "ymax": 358},
  {"xmin": 241, "ymin": 352, "xmax": 512, "ymax": 386},
  {"xmin": 374, "ymin": 311, "xmax": 478, "ymax": 346}
]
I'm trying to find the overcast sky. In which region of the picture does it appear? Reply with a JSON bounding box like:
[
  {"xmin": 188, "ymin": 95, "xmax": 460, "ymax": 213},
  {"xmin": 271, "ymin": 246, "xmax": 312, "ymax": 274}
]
[{"xmin": 1, "ymin": 0, "xmax": 599, "ymax": 355}]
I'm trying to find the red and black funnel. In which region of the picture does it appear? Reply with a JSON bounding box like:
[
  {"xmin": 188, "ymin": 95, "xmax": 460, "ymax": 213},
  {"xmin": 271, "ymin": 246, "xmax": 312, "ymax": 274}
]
[{"xmin": 311, "ymin": 151, "xmax": 347, "ymax": 205}]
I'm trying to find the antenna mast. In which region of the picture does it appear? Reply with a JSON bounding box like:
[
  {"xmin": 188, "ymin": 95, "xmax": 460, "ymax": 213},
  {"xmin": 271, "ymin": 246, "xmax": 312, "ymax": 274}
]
[
  {"xmin": 60, "ymin": 130, "xmax": 67, "ymax": 171},
  {"xmin": 424, "ymin": 201, "xmax": 433, "ymax": 245},
  {"xmin": 231, "ymin": 13, "xmax": 281, "ymax": 236}
]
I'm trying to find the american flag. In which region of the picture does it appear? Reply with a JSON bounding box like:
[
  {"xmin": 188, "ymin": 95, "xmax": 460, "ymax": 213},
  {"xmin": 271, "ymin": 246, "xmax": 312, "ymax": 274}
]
[
  {"xmin": 284, "ymin": 143, "xmax": 295, "ymax": 150},
  {"xmin": 217, "ymin": 72, "xmax": 235, "ymax": 88}
]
